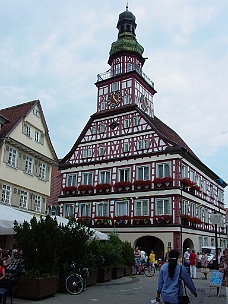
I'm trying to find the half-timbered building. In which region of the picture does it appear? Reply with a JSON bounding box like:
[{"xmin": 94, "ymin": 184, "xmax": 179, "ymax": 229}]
[{"xmin": 58, "ymin": 6, "xmax": 227, "ymax": 257}]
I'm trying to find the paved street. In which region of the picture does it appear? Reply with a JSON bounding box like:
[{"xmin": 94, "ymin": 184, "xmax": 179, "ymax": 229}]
[{"xmin": 10, "ymin": 268, "xmax": 227, "ymax": 304}]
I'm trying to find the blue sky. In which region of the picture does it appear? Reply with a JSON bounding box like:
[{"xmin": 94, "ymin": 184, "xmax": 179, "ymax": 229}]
[{"xmin": 0, "ymin": 0, "xmax": 227, "ymax": 204}]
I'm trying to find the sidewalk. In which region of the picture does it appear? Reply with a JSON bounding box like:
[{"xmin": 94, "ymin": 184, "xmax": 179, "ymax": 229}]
[{"xmin": 9, "ymin": 268, "xmax": 227, "ymax": 304}]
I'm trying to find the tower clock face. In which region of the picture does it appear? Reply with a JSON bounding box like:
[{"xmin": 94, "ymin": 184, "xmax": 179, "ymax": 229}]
[
  {"xmin": 107, "ymin": 90, "xmax": 122, "ymax": 108},
  {"xmin": 140, "ymin": 95, "xmax": 149, "ymax": 111}
]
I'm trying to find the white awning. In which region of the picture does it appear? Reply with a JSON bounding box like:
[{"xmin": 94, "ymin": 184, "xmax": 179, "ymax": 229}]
[{"xmin": 0, "ymin": 204, "xmax": 109, "ymax": 240}]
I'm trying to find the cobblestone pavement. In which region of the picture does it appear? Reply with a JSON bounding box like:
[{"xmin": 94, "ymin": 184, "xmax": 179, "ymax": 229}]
[{"xmin": 10, "ymin": 269, "xmax": 227, "ymax": 304}]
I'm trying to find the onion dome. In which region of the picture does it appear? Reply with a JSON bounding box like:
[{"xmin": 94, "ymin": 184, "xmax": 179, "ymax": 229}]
[{"xmin": 109, "ymin": 5, "xmax": 144, "ymax": 58}]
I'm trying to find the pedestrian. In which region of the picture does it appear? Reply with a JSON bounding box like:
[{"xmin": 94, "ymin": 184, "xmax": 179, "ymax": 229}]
[
  {"xmin": 189, "ymin": 249, "xmax": 197, "ymax": 279},
  {"xmin": 201, "ymin": 250, "xmax": 209, "ymax": 279},
  {"xmin": 149, "ymin": 250, "xmax": 155, "ymax": 269},
  {"xmin": 219, "ymin": 248, "xmax": 228, "ymax": 304},
  {"xmin": 165, "ymin": 247, "xmax": 171, "ymax": 263},
  {"xmin": 134, "ymin": 247, "xmax": 141, "ymax": 274},
  {"xmin": 184, "ymin": 248, "xmax": 190, "ymax": 273},
  {"xmin": 156, "ymin": 249, "xmax": 197, "ymax": 304}
]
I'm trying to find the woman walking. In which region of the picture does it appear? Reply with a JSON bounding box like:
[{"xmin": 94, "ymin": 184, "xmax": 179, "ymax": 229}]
[{"xmin": 156, "ymin": 249, "xmax": 197, "ymax": 304}]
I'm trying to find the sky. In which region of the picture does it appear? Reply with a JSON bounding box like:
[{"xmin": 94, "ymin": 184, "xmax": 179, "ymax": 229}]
[{"xmin": 0, "ymin": 0, "xmax": 227, "ymax": 204}]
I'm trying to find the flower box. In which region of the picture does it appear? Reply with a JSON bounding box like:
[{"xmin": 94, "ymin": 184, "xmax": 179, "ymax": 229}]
[
  {"xmin": 112, "ymin": 267, "xmax": 124, "ymax": 279},
  {"xmin": 77, "ymin": 216, "xmax": 91, "ymax": 224},
  {"xmin": 113, "ymin": 216, "xmax": 130, "ymax": 225},
  {"xmin": 62, "ymin": 186, "xmax": 77, "ymax": 195},
  {"xmin": 153, "ymin": 177, "xmax": 173, "ymax": 186},
  {"xmin": 181, "ymin": 178, "xmax": 194, "ymax": 187},
  {"xmin": 93, "ymin": 217, "xmax": 111, "ymax": 225},
  {"xmin": 114, "ymin": 181, "xmax": 132, "ymax": 192},
  {"xmin": 95, "ymin": 183, "xmax": 112, "ymax": 193},
  {"xmin": 153, "ymin": 214, "xmax": 172, "ymax": 224},
  {"xmin": 132, "ymin": 216, "xmax": 151, "ymax": 225},
  {"xmin": 97, "ymin": 268, "xmax": 112, "ymax": 283},
  {"xmin": 78, "ymin": 185, "xmax": 94, "ymax": 194},
  {"xmin": 16, "ymin": 276, "xmax": 58, "ymax": 300},
  {"xmin": 133, "ymin": 180, "xmax": 151, "ymax": 189}
]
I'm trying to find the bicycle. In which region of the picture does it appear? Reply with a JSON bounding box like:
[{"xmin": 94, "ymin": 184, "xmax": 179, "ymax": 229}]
[
  {"xmin": 132, "ymin": 263, "xmax": 155, "ymax": 277},
  {"xmin": 65, "ymin": 262, "xmax": 89, "ymax": 295}
]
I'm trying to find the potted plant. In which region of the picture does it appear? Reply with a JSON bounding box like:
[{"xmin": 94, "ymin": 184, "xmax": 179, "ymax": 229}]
[
  {"xmin": 14, "ymin": 215, "xmax": 61, "ymax": 300},
  {"xmin": 153, "ymin": 177, "xmax": 173, "ymax": 187},
  {"xmin": 132, "ymin": 216, "xmax": 151, "ymax": 225},
  {"xmin": 93, "ymin": 216, "xmax": 111, "ymax": 225},
  {"xmin": 121, "ymin": 241, "xmax": 135, "ymax": 276}
]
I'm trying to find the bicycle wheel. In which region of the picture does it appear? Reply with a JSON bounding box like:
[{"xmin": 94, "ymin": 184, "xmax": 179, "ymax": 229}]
[
  {"xmin": 65, "ymin": 274, "xmax": 83, "ymax": 295},
  {"xmin": 131, "ymin": 265, "xmax": 137, "ymax": 275},
  {"xmin": 144, "ymin": 266, "xmax": 155, "ymax": 277}
]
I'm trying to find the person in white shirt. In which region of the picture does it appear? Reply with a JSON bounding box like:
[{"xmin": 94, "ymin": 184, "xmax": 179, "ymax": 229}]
[{"xmin": 184, "ymin": 248, "xmax": 190, "ymax": 273}]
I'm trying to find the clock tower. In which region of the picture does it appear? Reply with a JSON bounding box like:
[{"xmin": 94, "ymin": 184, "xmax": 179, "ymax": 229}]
[{"xmin": 96, "ymin": 5, "xmax": 156, "ymax": 117}]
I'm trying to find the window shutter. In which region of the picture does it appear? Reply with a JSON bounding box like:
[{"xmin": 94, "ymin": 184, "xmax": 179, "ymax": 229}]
[
  {"xmin": 22, "ymin": 122, "xmax": 27, "ymax": 135},
  {"xmin": 14, "ymin": 188, "xmax": 17, "ymax": 195},
  {"xmin": 40, "ymin": 133, "xmax": 44, "ymax": 145},
  {"xmin": 3, "ymin": 145, "xmax": 10, "ymax": 163},
  {"xmin": 33, "ymin": 159, "xmax": 39, "ymax": 176},
  {"xmin": 46, "ymin": 166, "xmax": 50, "ymax": 182}
]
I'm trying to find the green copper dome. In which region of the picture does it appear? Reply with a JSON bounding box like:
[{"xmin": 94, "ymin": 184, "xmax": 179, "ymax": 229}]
[{"xmin": 109, "ymin": 6, "xmax": 144, "ymax": 57}]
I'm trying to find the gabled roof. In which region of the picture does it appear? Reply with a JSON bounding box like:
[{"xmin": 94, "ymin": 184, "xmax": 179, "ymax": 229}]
[
  {"xmin": 0, "ymin": 100, "xmax": 38, "ymax": 137},
  {"xmin": 0, "ymin": 100, "xmax": 58, "ymax": 162},
  {"xmin": 60, "ymin": 104, "xmax": 196, "ymax": 164}
]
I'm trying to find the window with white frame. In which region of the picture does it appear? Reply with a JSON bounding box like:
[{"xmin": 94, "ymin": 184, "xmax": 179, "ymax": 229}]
[
  {"xmin": 82, "ymin": 150, "xmax": 87, "ymax": 158},
  {"xmin": 1, "ymin": 184, "xmax": 12, "ymax": 204},
  {"xmin": 133, "ymin": 116, "xmax": 139, "ymax": 126},
  {"xmin": 96, "ymin": 202, "xmax": 108, "ymax": 217},
  {"xmin": 199, "ymin": 236, "xmax": 203, "ymax": 250},
  {"xmin": 181, "ymin": 200, "xmax": 188, "ymax": 215},
  {"xmin": 34, "ymin": 130, "xmax": 40, "ymax": 143},
  {"xmin": 99, "ymin": 170, "xmax": 110, "ymax": 184},
  {"xmin": 111, "ymin": 82, "xmax": 118, "ymax": 92},
  {"xmin": 136, "ymin": 165, "xmax": 149, "ymax": 180},
  {"xmin": 156, "ymin": 198, "xmax": 171, "ymax": 215},
  {"xmin": 63, "ymin": 204, "xmax": 75, "ymax": 218},
  {"xmin": 204, "ymin": 208, "xmax": 209, "ymax": 223},
  {"xmin": 82, "ymin": 172, "xmax": 93, "ymax": 185},
  {"xmin": 34, "ymin": 195, "xmax": 41, "ymax": 212},
  {"xmin": 20, "ymin": 190, "xmax": 28, "ymax": 208},
  {"xmin": 66, "ymin": 174, "xmax": 76, "ymax": 187},
  {"xmin": 210, "ymin": 184, "xmax": 214, "ymax": 197},
  {"xmin": 196, "ymin": 175, "xmax": 201, "ymax": 188},
  {"xmin": 115, "ymin": 200, "xmax": 129, "ymax": 216},
  {"xmin": 92, "ymin": 126, "xmax": 96, "ymax": 135},
  {"xmin": 144, "ymin": 139, "xmax": 149, "ymax": 149},
  {"xmin": 119, "ymin": 168, "xmax": 130, "ymax": 182},
  {"xmin": 100, "ymin": 102, "xmax": 105, "ymax": 110},
  {"xmin": 123, "ymin": 140, "xmax": 129, "ymax": 152},
  {"xmin": 220, "ymin": 239, "xmax": 226, "ymax": 249},
  {"xmin": 88, "ymin": 148, "xmax": 92, "ymax": 157},
  {"xmin": 26, "ymin": 124, "xmax": 31, "ymax": 137},
  {"xmin": 134, "ymin": 199, "xmax": 149, "ymax": 216},
  {"xmin": 25, "ymin": 155, "xmax": 33, "ymax": 175},
  {"xmin": 99, "ymin": 147, "xmax": 104, "ymax": 156},
  {"xmin": 33, "ymin": 108, "xmax": 40, "ymax": 117},
  {"xmin": 127, "ymin": 63, "xmax": 133, "ymax": 72},
  {"xmin": 181, "ymin": 165, "xmax": 188, "ymax": 178},
  {"xmin": 124, "ymin": 119, "xmax": 129, "ymax": 128},
  {"xmin": 157, "ymin": 162, "xmax": 170, "ymax": 178},
  {"xmin": 203, "ymin": 237, "xmax": 208, "ymax": 246},
  {"xmin": 39, "ymin": 163, "xmax": 46, "ymax": 180},
  {"xmin": 190, "ymin": 170, "xmax": 195, "ymax": 181},
  {"xmin": 114, "ymin": 63, "xmax": 121, "ymax": 76},
  {"xmin": 198, "ymin": 206, "xmax": 203, "ymax": 220},
  {"xmin": 80, "ymin": 203, "xmax": 91, "ymax": 217},
  {"xmin": 218, "ymin": 189, "xmax": 223, "ymax": 202},
  {"xmin": 8, "ymin": 147, "xmax": 17, "ymax": 168},
  {"xmin": 137, "ymin": 140, "xmax": 143, "ymax": 150},
  {"xmin": 211, "ymin": 238, "xmax": 215, "ymax": 247},
  {"xmin": 190, "ymin": 202, "xmax": 196, "ymax": 217},
  {"xmin": 124, "ymin": 95, "xmax": 129, "ymax": 105},
  {"xmin": 100, "ymin": 124, "xmax": 105, "ymax": 133},
  {"xmin": 203, "ymin": 180, "xmax": 207, "ymax": 193}
]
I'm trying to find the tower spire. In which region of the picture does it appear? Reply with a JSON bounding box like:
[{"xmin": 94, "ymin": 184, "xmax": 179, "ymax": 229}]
[{"xmin": 126, "ymin": 1, "xmax": 128, "ymax": 11}]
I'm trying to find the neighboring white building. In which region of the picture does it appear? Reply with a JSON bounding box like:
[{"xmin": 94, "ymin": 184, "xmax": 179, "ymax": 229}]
[{"xmin": 0, "ymin": 100, "xmax": 58, "ymax": 248}]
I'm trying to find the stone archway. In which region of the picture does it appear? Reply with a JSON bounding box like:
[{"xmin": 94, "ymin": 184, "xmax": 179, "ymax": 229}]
[
  {"xmin": 183, "ymin": 238, "xmax": 194, "ymax": 252},
  {"xmin": 135, "ymin": 235, "xmax": 164, "ymax": 260}
]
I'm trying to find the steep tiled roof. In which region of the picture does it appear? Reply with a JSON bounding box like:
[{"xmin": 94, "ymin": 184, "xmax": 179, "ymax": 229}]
[{"xmin": 0, "ymin": 100, "xmax": 38, "ymax": 137}]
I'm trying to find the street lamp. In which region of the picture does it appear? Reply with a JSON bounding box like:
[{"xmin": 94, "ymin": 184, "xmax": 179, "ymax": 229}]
[{"xmin": 210, "ymin": 212, "xmax": 222, "ymax": 270}]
